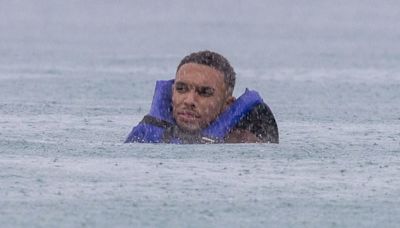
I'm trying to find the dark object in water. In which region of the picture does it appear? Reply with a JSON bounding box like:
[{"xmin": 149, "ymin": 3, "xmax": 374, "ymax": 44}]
[{"xmin": 234, "ymin": 103, "xmax": 279, "ymax": 143}]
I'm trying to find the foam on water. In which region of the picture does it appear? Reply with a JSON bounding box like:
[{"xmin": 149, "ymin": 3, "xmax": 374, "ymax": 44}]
[{"xmin": 1, "ymin": 0, "xmax": 400, "ymax": 227}]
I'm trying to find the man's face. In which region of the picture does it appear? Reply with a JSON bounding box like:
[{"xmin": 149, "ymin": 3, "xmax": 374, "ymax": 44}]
[{"xmin": 172, "ymin": 63, "xmax": 232, "ymax": 133}]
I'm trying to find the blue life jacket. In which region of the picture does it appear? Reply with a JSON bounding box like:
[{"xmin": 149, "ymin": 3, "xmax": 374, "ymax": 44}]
[{"xmin": 125, "ymin": 80, "xmax": 267, "ymax": 144}]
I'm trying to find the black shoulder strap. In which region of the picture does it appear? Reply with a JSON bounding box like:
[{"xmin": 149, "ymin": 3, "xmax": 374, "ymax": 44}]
[{"xmin": 140, "ymin": 115, "xmax": 174, "ymax": 129}]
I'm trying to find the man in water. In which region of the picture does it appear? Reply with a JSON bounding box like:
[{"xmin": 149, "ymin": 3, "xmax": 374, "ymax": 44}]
[{"xmin": 125, "ymin": 50, "xmax": 278, "ymax": 144}]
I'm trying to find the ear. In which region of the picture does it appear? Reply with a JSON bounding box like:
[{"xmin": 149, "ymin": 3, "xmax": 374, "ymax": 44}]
[
  {"xmin": 171, "ymin": 83, "xmax": 176, "ymax": 100},
  {"xmin": 226, "ymin": 96, "xmax": 236, "ymax": 106},
  {"xmin": 223, "ymin": 96, "xmax": 236, "ymax": 111}
]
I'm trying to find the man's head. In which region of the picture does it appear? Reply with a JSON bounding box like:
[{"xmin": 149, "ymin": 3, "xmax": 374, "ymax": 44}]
[{"xmin": 172, "ymin": 50, "xmax": 236, "ymax": 132}]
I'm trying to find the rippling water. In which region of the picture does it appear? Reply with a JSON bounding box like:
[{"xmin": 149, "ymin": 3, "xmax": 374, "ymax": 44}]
[{"xmin": 1, "ymin": 1, "xmax": 399, "ymax": 227}]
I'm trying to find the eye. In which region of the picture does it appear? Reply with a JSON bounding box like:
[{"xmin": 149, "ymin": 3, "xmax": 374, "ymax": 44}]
[
  {"xmin": 196, "ymin": 87, "xmax": 214, "ymax": 97},
  {"xmin": 175, "ymin": 82, "xmax": 188, "ymax": 93}
]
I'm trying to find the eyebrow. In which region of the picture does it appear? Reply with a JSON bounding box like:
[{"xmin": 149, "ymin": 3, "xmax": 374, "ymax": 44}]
[
  {"xmin": 175, "ymin": 81, "xmax": 214, "ymax": 89},
  {"xmin": 175, "ymin": 81, "xmax": 187, "ymax": 87}
]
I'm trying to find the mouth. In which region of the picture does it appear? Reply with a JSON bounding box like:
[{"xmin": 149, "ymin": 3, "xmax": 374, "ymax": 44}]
[{"xmin": 177, "ymin": 111, "xmax": 200, "ymax": 122}]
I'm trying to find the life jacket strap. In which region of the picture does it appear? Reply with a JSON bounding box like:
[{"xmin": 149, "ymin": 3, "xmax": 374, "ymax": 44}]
[{"xmin": 140, "ymin": 115, "xmax": 174, "ymax": 129}]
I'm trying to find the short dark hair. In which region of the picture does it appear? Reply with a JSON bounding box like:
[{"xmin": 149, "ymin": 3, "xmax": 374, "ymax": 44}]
[{"xmin": 176, "ymin": 50, "xmax": 236, "ymax": 94}]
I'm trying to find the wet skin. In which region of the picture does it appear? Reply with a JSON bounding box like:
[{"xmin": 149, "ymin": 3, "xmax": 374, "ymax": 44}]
[{"xmin": 172, "ymin": 63, "xmax": 234, "ymax": 133}]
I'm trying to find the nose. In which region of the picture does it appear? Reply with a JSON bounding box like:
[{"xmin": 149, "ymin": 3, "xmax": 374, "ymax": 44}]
[{"xmin": 183, "ymin": 90, "xmax": 197, "ymax": 108}]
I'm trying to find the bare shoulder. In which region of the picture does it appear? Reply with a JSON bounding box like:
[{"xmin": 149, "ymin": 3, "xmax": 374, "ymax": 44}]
[
  {"xmin": 233, "ymin": 103, "xmax": 279, "ymax": 144},
  {"xmin": 224, "ymin": 129, "xmax": 262, "ymax": 143}
]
